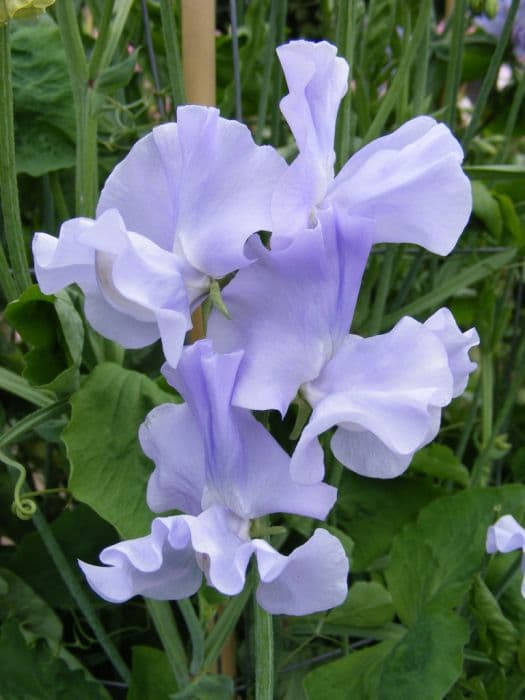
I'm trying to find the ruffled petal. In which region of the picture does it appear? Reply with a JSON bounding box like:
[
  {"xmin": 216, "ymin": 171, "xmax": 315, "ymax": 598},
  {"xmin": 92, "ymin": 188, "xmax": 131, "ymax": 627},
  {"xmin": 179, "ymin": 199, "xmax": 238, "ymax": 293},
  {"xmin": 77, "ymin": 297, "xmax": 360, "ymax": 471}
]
[
  {"xmin": 141, "ymin": 403, "xmax": 206, "ymax": 516},
  {"xmin": 328, "ymin": 116, "xmax": 471, "ymax": 255},
  {"xmin": 160, "ymin": 341, "xmax": 336, "ymax": 521},
  {"xmin": 33, "ymin": 218, "xmax": 98, "ymax": 295},
  {"xmin": 98, "ymin": 106, "xmax": 286, "ymax": 278},
  {"xmin": 424, "ymin": 307, "xmax": 479, "ymax": 397},
  {"xmin": 294, "ymin": 317, "xmax": 454, "ymax": 482},
  {"xmin": 486, "ymin": 515, "xmax": 525, "ymax": 554},
  {"xmin": 272, "ymin": 40, "xmax": 349, "ymax": 241},
  {"xmin": 208, "ymin": 209, "xmax": 373, "ymax": 414},
  {"xmin": 78, "ymin": 516, "xmax": 202, "ymax": 603},
  {"xmin": 172, "ymin": 106, "xmax": 286, "ymax": 277},
  {"xmin": 97, "ymin": 124, "xmax": 179, "ymax": 251},
  {"xmin": 254, "ymin": 528, "xmax": 349, "ymax": 615}
]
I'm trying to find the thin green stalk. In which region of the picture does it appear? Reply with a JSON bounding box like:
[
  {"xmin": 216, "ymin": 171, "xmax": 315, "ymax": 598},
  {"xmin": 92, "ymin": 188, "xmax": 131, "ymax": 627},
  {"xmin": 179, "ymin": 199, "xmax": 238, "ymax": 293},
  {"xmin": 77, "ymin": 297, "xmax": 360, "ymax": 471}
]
[
  {"xmin": 481, "ymin": 350, "xmax": 494, "ymax": 443},
  {"xmin": 146, "ymin": 599, "xmax": 189, "ymax": 688},
  {"xmin": 0, "ymin": 367, "xmax": 54, "ymax": 406},
  {"xmin": 391, "ymin": 250, "xmax": 425, "ymax": 311},
  {"xmin": 88, "ymin": 0, "xmax": 115, "ymax": 80},
  {"xmin": 0, "ymin": 21, "xmax": 31, "ymax": 295},
  {"xmin": 363, "ymin": 0, "xmax": 432, "ymax": 144},
  {"xmin": 55, "ymin": 1, "xmax": 97, "ymax": 217},
  {"xmin": 254, "ymin": 595, "xmax": 274, "ymax": 700},
  {"xmin": 471, "ymin": 330, "xmax": 525, "ymax": 486},
  {"xmin": 204, "ymin": 577, "xmax": 254, "ymax": 670},
  {"xmin": 0, "ymin": 401, "xmax": 67, "ymax": 448},
  {"xmin": 335, "ymin": 0, "xmax": 359, "ymax": 167},
  {"xmin": 230, "ymin": 0, "xmax": 243, "ymax": 122},
  {"xmin": 413, "ymin": 5, "xmax": 431, "ymax": 115},
  {"xmin": 4, "ymin": 461, "xmax": 130, "ymax": 682},
  {"xmin": 178, "ymin": 598, "xmax": 205, "ymax": 675},
  {"xmin": 50, "ymin": 172, "xmax": 70, "ymax": 223},
  {"xmin": 32, "ymin": 506, "xmax": 131, "ymax": 683},
  {"xmin": 443, "ymin": 0, "xmax": 467, "ymax": 129},
  {"xmin": 456, "ymin": 379, "xmax": 481, "ymax": 461},
  {"xmin": 496, "ymin": 68, "xmax": 525, "ymax": 161},
  {"xmin": 368, "ymin": 248, "xmax": 396, "ymax": 335},
  {"xmin": 269, "ymin": 0, "xmax": 287, "ymax": 146},
  {"xmin": 89, "ymin": 0, "xmax": 134, "ymax": 78},
  {"xmin": 160, "ymin": 0, "xmax": 186, "ymax": 108},
  {"xmin": 255, "ymin": 0, "xmax": 278, "ymax": 143},
  {"xmin": 462, "ymin": 0, "xmax": 521, "ymax": 151}
]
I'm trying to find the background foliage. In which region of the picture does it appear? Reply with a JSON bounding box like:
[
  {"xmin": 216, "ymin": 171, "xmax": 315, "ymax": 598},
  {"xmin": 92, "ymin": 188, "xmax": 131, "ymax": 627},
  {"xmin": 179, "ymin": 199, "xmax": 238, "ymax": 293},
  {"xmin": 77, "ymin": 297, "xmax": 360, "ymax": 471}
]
[{"xmin": 0, "ymin": 0, "xmax": 524, "ymax": 698}]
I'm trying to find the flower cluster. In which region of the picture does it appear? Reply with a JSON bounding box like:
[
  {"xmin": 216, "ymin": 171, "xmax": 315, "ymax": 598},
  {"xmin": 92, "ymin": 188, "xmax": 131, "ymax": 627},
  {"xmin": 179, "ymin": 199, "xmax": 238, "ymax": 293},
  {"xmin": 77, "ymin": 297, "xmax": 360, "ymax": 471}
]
[{"xmin": 33, "ymin": 40, "xmax": 479, "ymax": 615}]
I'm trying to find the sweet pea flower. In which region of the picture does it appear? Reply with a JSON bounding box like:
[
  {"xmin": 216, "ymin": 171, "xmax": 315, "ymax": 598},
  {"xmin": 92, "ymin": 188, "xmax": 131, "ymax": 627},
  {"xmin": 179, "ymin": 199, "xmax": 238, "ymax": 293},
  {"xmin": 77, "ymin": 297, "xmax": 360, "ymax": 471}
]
[
  {"xmin": 476, "ymin": 1, "xmax": 525, "ymax": 63},
  {"xmin": 271, "ymin": 40, "xmax": 472, "ymax": 255},
  {"xmin": 208, "ymin": 208, "xmax": 479, "ymax": 483},
  {"xmin": 486, "ymin": 515, "xmax": 525, "ymax": 596},
  {"xmin": 33, "ymin": 105, "xmax": 286, "ymax": 366},
  {"xmin": 79, "ymin": 341, "xmax": 348, "ymax": 615}
]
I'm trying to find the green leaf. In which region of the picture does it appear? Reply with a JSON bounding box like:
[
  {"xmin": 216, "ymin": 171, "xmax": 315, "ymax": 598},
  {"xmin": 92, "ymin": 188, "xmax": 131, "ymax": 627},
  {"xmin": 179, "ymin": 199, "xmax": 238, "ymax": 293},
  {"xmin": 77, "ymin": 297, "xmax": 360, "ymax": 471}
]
[
  {"xmin": 410, "ymin": 444, "xmax": 470, "ymax": 486},
  {"xmin": 0, "ymin": 568, "xmax": 62, "ymax": 649},
  {"xmin": 470, "ymin": 574, "xmax": 519, "ymax": 667},
  {"xmin": 127, "ymin": 646, "xmax": 178, "ymax": 700},
  {"xmin": 472, "ymin": 181, "xmax": 503, "ymax": 238},
  {"xmin": 0, "ymin": 619, "xmax": 108, "ymax": 700},
  {"xmin": 464, "ymin": 165, "xmax": 525, "ymax": 181},
  {"xmin": 10, "ymin": 16, "xmax": 75, "ymax": 176},
  {"xmin": 96, "ymin": 49, "xmax": 139, "ymax": 94},
  {"xmin": 0, "ymin": 367, "xmax": 54, "ymax": 407},
  {"xmin": 326, "ymin": 581, "xmax": 395, "ymax": 628},
  {"xmin": 63, "ymin": 363, "xmax": 177, "ymax": 538},
  {"xmin": 5, "ymin": 286, "xmax": 84, "ymax": 393},
  {"xmin": 335, "ymin": 471, "xmax": 442, "ymax": 572},
  {"xmin": 304, "ymin": 612, "xmax": 468, "ymax": 700},
  {"xmin": 385, "ymin": 485, "xmax": 525, "ymax": 626}
]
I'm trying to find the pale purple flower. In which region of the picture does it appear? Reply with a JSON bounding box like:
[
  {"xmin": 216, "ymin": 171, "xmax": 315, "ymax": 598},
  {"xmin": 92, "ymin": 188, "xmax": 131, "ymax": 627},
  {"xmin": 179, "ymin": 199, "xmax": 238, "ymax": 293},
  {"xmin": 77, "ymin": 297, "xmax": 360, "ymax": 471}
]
[
  {"xmin": 476, "ymin": 0, "xmax": 525, "ymax": 63},
  {"xmin": 208, "ymin": 208, "xmax": 479, "ymax": 483},
  {"xmin": 79, "ymin": 341, "xmax": 348, "ymax": 615},
  {"xmin": 271, "ymin": 40, "xmax": 472, "ymax": 255},
  {"xmin": 33, "ymin": 105, "xmax": 286, "ymax": 366},
  {"xmin": 486, "ymin": 515, "xmax": 525, "ymax": 596}
]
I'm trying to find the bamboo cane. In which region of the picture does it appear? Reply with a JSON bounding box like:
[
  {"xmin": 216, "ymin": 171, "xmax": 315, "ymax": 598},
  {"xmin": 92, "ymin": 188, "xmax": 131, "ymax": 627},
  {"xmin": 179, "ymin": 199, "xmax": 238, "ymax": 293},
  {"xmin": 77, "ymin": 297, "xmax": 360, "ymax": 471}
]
[{"xmin": 181, "ymin": 0, "xmax": 215, "ymax": 342}]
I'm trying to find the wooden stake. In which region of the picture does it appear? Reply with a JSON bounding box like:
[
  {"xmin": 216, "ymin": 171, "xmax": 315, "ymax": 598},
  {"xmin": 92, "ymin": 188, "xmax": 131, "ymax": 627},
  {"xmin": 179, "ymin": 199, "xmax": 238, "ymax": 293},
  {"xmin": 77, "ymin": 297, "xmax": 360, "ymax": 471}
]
[
  {"xmin": 181, "ymin": 0, "xmax": 216, "ymax": 341},
  {"xmin": 182, "ymin": 0, "xmax": 216, "ymax": 106}
]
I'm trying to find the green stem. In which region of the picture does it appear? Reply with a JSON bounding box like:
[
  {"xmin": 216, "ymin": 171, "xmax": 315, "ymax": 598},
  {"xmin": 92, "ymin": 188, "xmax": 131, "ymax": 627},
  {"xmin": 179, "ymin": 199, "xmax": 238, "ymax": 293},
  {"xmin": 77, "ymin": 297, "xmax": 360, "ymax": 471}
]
[
  {"xmin": 443, "ymin": 0, "xmax": 467, "ymax": 129},
  {"xmin": 177, "ymin": 598, "xmax": 205, "ymax": 675},
  {"xmin": 4, "ymin": 461, "xmax": 131, "ymax": 681},
  {"xmin": 462, "ymin": 0, "xmax": 521, "ymax": 151},
  {"xmin": 335, "ymin": 0, "xmax": 359, "ymax": 168},
  {"xmin": 88, "ymin": 0, "xmax": 115, "ymax": 81},
  {"xmin": 255, "ymin": 0, "xmax": 278, "ymax": 143},
  {"xmin": 254, "ymin": 595, "xmax": 274, "ymax": 700},
  {"xmin": 0, "ymin": 21, "xmax": 31, "ymax": 296},
  {"xmin": 471, "ymin": 330, "xmax": 525, "ymax": 486},
  {"xmin": 368, "ymin": 248, "xmax": 396, "ymax": 335},
  {"xmin": 496, "ymin": 67, "xmax": 525, "ymax": 162},
  {"xmin": 204, "ymin": 577, "xmax": 254, "ymax": 670},
  {"xmin": 363, "ymin": 0, "xmax": 432, "ymax": 144},
  {"xmin": 160, "ymin": 0, "xmax": 186, "ymax": 109},
  {"xmin": 55, "ymin": 0, "xmax": 97, "ymax": 216},
  {"xmin": 146, "ymin": 599, "xmax": 190, "ymax": 688}
]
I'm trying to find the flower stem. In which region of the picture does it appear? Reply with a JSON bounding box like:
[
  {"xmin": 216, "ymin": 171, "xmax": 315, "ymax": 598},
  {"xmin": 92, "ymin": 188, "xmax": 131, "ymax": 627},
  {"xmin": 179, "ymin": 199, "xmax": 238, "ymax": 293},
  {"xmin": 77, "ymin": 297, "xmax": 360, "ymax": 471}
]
[
  {"xmin": 146, "ymin": 599, "xmax": 190, "ymax": 689},
  {"xmin": 55, "ymin": 0, "xmax": 97, "ymax": 216},
  {"xmin": 0, "ymin": 20, "xmax": 31, "ymax": 296},
  {"xmin": 254, "ymin": 596, "xmax": 274, "ymax": 700},
  {"xmin": 159, "ymin": 0, "xmax": 186, "ymax": 111}
]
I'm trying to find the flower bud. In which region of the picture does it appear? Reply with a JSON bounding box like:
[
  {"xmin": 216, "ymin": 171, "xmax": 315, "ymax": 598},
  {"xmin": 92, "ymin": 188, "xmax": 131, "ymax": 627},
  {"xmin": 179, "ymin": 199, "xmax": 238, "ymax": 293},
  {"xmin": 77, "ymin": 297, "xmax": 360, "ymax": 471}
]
[{"xmin": 0, "ymin": 0, "xmax": 55, "ymax": 25}]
